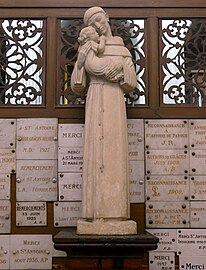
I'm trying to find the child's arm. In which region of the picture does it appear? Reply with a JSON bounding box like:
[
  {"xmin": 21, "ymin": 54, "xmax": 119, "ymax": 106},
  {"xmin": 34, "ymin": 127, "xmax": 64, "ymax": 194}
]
[{"xmin": 97, "ymin": 35, "xmax": 106, "ymax": 55}]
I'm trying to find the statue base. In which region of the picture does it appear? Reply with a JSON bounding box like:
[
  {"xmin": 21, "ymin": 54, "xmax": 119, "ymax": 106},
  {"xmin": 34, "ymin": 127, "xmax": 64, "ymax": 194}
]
[{"xmin": 77, "ymin": 219, "xmax": 137, "ymax": 235}]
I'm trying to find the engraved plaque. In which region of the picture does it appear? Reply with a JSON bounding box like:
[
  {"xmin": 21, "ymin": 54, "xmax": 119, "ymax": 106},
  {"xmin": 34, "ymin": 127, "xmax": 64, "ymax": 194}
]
[
  {"xmin": 146, "ymin": 150, "xmax": 189, "ymax": 175},
  {"xmin": 149, "ymin": 252, "xmax": 175, "ymax": 270},
  {"xmin": 16, "ymin": 160, "xmax": 57, "ymax": 201},
  {"xmin": 129, "ymin": 160, "xmax": 144, "ymax": 203},
  {"xmin": 145, "ymin": 119, "xmax": 188, "ymax": 149},
  {"xmin": 190, "ymin": 202, "xmax": 206, "ymax": 228},
  {"xmin": 16, "ymin": 202, "xmax": 47, "ymax": 226},
  {"xmin": 17, "ymin": 118, "xmax": 58, "ymax": 159},
  {"xmin": 147, "ymin": 229, "xmax": 177, "ymax": 252},
  {"xmin": 54, "ymin": 201, "xmax": 81, "ymax": 227},
  {"xmin": 0, "ymin": 235, "xmax": 9, "ymax": 269},
  {"xmin": 146, "ymin": 202, "xmax": 189, "ymax": 228},
  {"xmin": 58, "ymin": 124, "xmax": 84, "ymax": 147},
  {"xmin": 10, "ymin": 234, "xmax": 52, "ymax": 269},
  {"xmin": 190, "ymin": 150, "xmax": 206, "ymax": 175},
  {"xmin": 127, "ymin": 119, "xmax": 144, "ymax": 161},
  {"xmin": 58, "ymin": 147, "xmax": 83, "ymax": 172},
  {"xmin": 177, "ymin": 229, "xmax": 206, "ymax": 255},
  {"xmin": 0, "ymin": 119, "xmax": 16, "ymax": 149},
  {"xmin": 190, "ymin": 176, "xmax": 206, "ymax": 200},
  {"xmin": 58, "ymin": 173, "xmax": 82, "ymax": 201},
  {"xmin": 189, "ymin": 119, "xmax": 206, "ymax": 149},
  {"xmin": 0, "ymin": 149, "xmax": 15, "ymax": 174},
  {"xmin": 146, "ymin": 175, "xmax": 189, "ymax": 202},
  {"xmin": 179, "ymin": 256, "xmax": 206, "ymax": 269},
  {"xmin": 0, "ymin": 174, "xmax": 10, "ymax": 200},
  {"xmin": 0, "ymin": 200, "xmax": 11, "ymax": 233}
]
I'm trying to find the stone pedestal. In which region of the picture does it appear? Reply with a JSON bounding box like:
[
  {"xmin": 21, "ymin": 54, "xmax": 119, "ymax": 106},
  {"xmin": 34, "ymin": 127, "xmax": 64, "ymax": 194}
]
[
  {"xmin": 77, "ymin": 219, "xmax": 137, "ymax": 235},
  {"xmin": 53, "ymin": 228, "xmax": 159, "ymax": 270}
]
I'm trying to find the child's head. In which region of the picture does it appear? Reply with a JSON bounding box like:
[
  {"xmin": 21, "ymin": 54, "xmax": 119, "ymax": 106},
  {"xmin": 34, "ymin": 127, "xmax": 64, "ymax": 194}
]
[{"xmin": 78, "ymin": 26, "xmax": 100, "ymax": 45}]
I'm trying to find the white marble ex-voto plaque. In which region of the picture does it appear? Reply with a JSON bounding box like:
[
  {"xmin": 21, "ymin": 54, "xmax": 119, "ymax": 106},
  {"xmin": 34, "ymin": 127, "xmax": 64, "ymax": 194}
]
[
  {"xmin": 129, "ymin": 160, "xmax": 144, "ymax": 203},
  {"xmin": 127, "ymin": 119, "xmax": 144, "ymax": 161},
  {"xmin": 10, "ymin": 234, "xmax": 52, "ymax": 270},
  {"xmin": 58, "ymin": 173, "xmax": 82, "ymax": 201},
  {"xmin": 146, "ymin": 149, "xmax": 189, "ymax": 175},
  {"xmin": 58, "ymin": 124, "xmax": 84, "ymax": 147},
  {"xmin": 58, "ymin": 147, "xmax": 83, "ymax": 172},
  {"xmin": 189, "ymin": 119, "xmax": 206, "ymax": 149},
  {"xmin": 190, "ymin": 176, "xmax": 206, "ymax": 200},
  {"xmin": 190, "ymin": 150, "xmax": 206, "ymax": 175},
  {"xmin": 0, "ymin": 200, "xmax": 11, "ymax": 233},
  {"xmin": 179, "ymin": 256, "xmax": 206, "ymax": 270},
  {"xmin": 146, "ymin": 175, "xmax": 189, "ymax": 202},
  {"xmin": 190, "ymin": 202, "xmax": 206, "ymax": 228},
  {"xmin": 146, "ymin": 201, "xmax": 189, "ymax": 228},
  {"xmin": 0, "ymin": 174, "xmax": 10, "ymax": 200},
  {"xmin": 149, "ymin": 252, "xmax": 175, "ymax": 270},
  {"xmin": 147, "ymin": 229, "xmax": 177, "ymax": 252},
  {"xmin": 0, "ymin": 119, "xmax": 16, "ymax": 149},
  {"xmin": 54, "ymin": 201, "xmax": 81, "ymax": 227},
  {"xmin": 0, "ymin": 235, "xmax": 9, "ymax": 269},
  {"xmin": 16, "ymin": 160, "xmax": 57, "ymax": 201},
  {"xmin": 16, "ymin": 118, "xmax": 58, "ymax": 159},
  {"xmin": 177, "ymin": 229, "xmax": 206, "ymax": 256},
  {"xmin": 0, "ymin": 149, "xmax": 15, "ymax": 174},
  {"xmin": 16, "ymin": 202, "xmax": 47, "ymax": 226},
  {"xmin": 145, "ymin": 119, "xmax": 188, "ymax": 149}
]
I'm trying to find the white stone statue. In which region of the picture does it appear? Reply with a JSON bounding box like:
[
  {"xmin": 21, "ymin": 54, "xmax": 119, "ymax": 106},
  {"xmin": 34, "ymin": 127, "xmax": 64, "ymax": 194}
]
[{"xmin": 71, "ymin": 6, "xmax": 137, "ymax": 235}]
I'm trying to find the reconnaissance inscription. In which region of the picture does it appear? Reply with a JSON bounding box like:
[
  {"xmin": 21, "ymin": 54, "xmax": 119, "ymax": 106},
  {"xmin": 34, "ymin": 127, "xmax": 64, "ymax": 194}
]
[
  {"xmin": 146, "ymin": 175, "xmax": 189, "ymax": 202},
  {"xmin": 146, "ymin": 202, "xmax": 189, "ymax": 228},
  {"xmin": 145, "ymin": 119, "xmax": 188, "ymax": 149},
  {"xmin": 58, "ymin": 147, "xmax": 83, "ymax": 172}
]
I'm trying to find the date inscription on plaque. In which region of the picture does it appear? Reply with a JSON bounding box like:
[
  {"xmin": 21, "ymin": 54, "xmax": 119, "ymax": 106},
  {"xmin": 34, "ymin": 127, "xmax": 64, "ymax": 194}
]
[
  {"xmin": 149, "ymin": 252, "xmax": 175, "ymax": 270},
  {"xmin": 146, "ymin": 175, "xmax": 189, "ymax": 202},
  {"xmin": 146, "ymin": 150, "xmax": 189, "ymax": 175},
  {"xmin": 54, "ymin": 201, "xmax": 81, "ymax": 227},
  {"xmin": 16, "ymin": 160, "xmax": 57, "ymax": 201},
  {"xmin": 10, "ymin": 234, "xmax": 52, "ymax": 269},
  {"xmin": 145, "ymin": 119, "xmax": 188, "ymax": 149},
  {"xmin": 16, "ymin": 202, "xmax": 47, "ymax": 226},
  {"xmin": 146, "ymin": 202, "xmax": 189, "ymax": 228},
  {"xmin": 17, "ymin": 118, "xmax": 58, "ymax": 160},
  {"xmin": 58, "ymin": 147, "xmax": 83, "ymax": 172}
]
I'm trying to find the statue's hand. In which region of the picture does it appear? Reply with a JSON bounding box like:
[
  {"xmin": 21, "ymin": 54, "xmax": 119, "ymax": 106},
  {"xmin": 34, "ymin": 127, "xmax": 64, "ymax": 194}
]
[
  {"xmin": 77, "ymin": 42, "xmax": 92, "ymax": 69},
  {"xmin": 105, "ymin": 61, "xmax": 122, "ymax": 80}
]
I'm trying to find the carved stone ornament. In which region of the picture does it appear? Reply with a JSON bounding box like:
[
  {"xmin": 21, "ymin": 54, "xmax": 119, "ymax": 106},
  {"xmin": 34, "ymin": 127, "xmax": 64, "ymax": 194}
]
[{"xmin": 71, "ymin": 6, "xmax": 137, "ymax": 235}]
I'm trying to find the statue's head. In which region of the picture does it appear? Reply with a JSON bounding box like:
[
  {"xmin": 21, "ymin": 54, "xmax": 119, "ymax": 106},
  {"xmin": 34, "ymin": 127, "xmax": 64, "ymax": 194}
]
[{"xmin": 83, "ymin": 7, "xmax": 110, "ymax": 36}]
